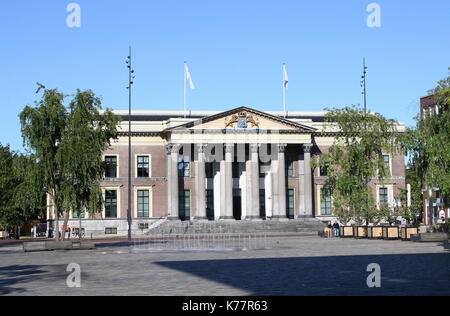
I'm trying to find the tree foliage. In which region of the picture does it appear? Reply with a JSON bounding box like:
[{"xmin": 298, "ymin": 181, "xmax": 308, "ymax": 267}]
[
  {"xmin": 405, "ymin": 72, "xmax": 450, "ymax": 205},
  {"xmin": 19, "ymin": 85, "xmax": 119, "ymax": 240},
  {"xmin": 20, "ymin": 87, "xmax": 67, "ymax": 236},
  {"xmin": 314, "ymin": 106, "xmax": 401, "ymax": 225},
  {"xmin": 61, "ymin": 90, "xmax": 120, "ymax": 219},
  {"xmin": 0, "ymin": 144, "xmax": 45, "ymax": 229}
]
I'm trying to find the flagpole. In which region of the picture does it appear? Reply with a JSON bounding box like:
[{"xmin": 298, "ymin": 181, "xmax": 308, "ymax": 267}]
[
  {"xmin": 184, "ymin": 61, "xmax": 187, "ymax": 119},
  {"xmin": 283, "ymin": 63, "xmax": 287, "ymax": 118}
]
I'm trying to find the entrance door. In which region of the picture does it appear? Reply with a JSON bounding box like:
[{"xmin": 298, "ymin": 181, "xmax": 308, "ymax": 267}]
[
  {"xmin": 233, "ymin": 189, "xmax": 242, "ymax": 220},
  {"xmin": 260, "ymin": 189, "xmax": 266, "ymax": 219},
  {"xmin": 179, "ymin": 190, "xmax": 191, "ymax": 221},
  {"xmin": 206, "ymin": 189, "xmax": 215, "ymax": 220},
  {"xmin": 287, "ymin": 189, "xmax": 295, "ymax": 219}
]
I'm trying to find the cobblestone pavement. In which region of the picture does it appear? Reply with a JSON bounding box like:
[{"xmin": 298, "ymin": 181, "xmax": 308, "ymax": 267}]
[{"xmin": 0, "ymin": 237, "xmax": 449, "ymax": 296}]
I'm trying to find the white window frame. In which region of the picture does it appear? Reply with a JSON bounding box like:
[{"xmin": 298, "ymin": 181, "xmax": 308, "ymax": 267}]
[
  {"xmin": 316, "ymin": 185, "xmax": 334, "ymax": 216},
  {"xmin": 135, "ymin": 154, "xmax": 152, "ymax": 178},
  {"xmin": 376, "ymin": 185, "xmax": 394, "ymax": 209},
  {"xmin": 102, "ymin": 187, "xmax": 121, "ymax": 219},
  {"xmin": 103, "ymin": 154, "xmax": 120, "ymax": 178},
  {"xmin": 134, "ymin": 186, "xmax": 153, "ymax": 218}
]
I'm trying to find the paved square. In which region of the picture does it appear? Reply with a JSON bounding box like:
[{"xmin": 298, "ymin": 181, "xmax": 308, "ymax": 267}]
[{"xmin": 0, "ymin": 237, "xmax": 449, "ymax": 296}]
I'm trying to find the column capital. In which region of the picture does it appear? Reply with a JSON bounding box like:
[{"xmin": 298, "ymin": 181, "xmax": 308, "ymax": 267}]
[
  {"xmin": 165, "ymin": 144, "xmax": 172, "ymax": 155},
  {"xmin": 277, "ymin": 143, "xmax": 288, "ymax": 153},
  {"xmin": 196, "ymin": 144, "xmax": 208, "ymax": 154},
  {"xmin": 224, "ymin": 143, "xmax": 235, "ymax": 154},
  {"xmin": 166, "ymin": 144, "xmax": 181, "ymax": 155},
  {"xmin": 302, "ymin": 143, "xmax": 313, "ymax": 154},
  {"xmin": 250, "ymin": 143, "xmax": 259, "ymax": 153}
]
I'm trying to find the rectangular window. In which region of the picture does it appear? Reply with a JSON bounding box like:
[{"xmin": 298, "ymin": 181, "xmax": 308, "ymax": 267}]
[
  {"xmin": 105, "ymin": 190, "xmax": 117, "ymax": 218},
  {"xmin": 178, "ymin": 157, "xmax": 190, "ymax": 177},
  {"xmin": 137, "ymin": 190, "xmax": 150, "ymax": 218},
  {"xmin": 383, "ymin": 155, "xmax": 390, "ymax": 175},
  {"xmin": 72, "ymin": 210, "xmax": 85, "ymax": 219},
  {"xmin": 138, "ymin": 223, "xmax": 149, "ymax": 230},
  {"xmin": 287, "ymin": 189, "xmax": 295, "ymax": 218},
  {"xmin": 379, "ymin": 188, "xmax": 389, "ymax": 207},
  {"xmin": 105, "ymin": 156, "xmax": 117, "ymax": 178},
  {"xmin": 105, "ymin": 227, "xmax": 117, "ymax": 235},
  {"xmin": 320, "ymin": 188, "xmax": 332, "ymax": 216},
  {"xmin": 137, "ymin": 156, "xmax": 150, "ymax": 178},
  {"xmin": 286, "ymin": 156, "xmax": 294, "ymax": 177},
  {"xmin": 320, "ymin": 162, "xmax": 330, "ymax": 177}
]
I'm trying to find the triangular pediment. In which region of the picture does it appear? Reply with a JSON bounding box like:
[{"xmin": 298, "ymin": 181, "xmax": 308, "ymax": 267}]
[{"xmin": 166, "ymin": 107, "xmax": 316, "ymax": 133}]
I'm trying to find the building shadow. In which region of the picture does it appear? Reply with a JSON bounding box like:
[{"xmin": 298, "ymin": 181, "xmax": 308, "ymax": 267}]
[
  {"xmin": 155, "ymin": 253, "xmax": 450, "ymax": 296},
  {"xmin": 0, "ymin": 265, "xmax": 48, "ymax": 295}
]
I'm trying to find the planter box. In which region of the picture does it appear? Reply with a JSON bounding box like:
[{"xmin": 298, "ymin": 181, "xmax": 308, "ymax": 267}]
[
  {"xmin": 354, "ymin": 226, "xmax": 368, "ymax": 239},
  {"xmin": 400, "ymin": 227, "xmax": 419, "ymax": 241},
  {"xmin": 23, "ymin": 241, "xmax": 96, "ymax": 252},
  {"xmin": 382, "ymin": 226, "xmax": 400, "ymax": 240},
  {"xmin": 23, "ymin": 242, "xmax": 47, "ymax": 252},
  {"xmin": 340, "ymin": 226, "xmax": 355, "ymax": 238},
  {"xmin": 367, "ymin": 226, "xmax": 383, "ymax": 239}
]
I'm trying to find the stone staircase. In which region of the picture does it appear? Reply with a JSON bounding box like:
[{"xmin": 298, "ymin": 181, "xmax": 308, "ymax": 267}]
[{"xmin": 149, "ymin": 218, "xmax": 325, "ymax": 236}]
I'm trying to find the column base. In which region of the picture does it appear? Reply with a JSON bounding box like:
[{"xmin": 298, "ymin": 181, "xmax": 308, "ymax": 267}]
[
  {"xmin": 193, "ymin": 216, "xmax": 209, "ymax": 220},
  {"xmin": 219, "ymin": 216, "xmax": 236, "ymax": 220},
  {"xmin": 271, "ymin": 216, "xmax": 290, "ymax": 220},
  {"xmin": 168, "ymin": 216, "xmax": 180, "ymax": 221},
  {"xmin": 245, "ymin": 216, "xmax": 265, "ymax": 220}
]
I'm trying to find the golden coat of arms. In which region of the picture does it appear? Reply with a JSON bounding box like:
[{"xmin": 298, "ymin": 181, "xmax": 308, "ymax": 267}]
[{"xmin": 225, "ymin": 112, "xmax": 260, "ymax": 129}]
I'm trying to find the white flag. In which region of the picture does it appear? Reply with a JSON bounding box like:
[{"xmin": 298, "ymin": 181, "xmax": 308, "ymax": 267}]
[
  {"xmin": 185, "ymin": 62, "xmax": 195, "ymax": 89},
  {"xmin": 283, "ymin": 64, "xmax": 289, "ymax": 89}
]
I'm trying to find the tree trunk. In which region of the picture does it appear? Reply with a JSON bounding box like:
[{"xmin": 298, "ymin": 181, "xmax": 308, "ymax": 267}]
[
  {"xmin": 62, "ymin": 210, "xmax": 70, "ymax": 241},
  {"xmin": 55, "ymin": 208, "xmax": 59, "ymax": 242}
]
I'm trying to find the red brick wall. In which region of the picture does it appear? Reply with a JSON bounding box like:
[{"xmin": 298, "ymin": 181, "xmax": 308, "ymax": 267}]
[{"xmin": 102, "ymin": 144, "xmax": 168, "ymax": 218}]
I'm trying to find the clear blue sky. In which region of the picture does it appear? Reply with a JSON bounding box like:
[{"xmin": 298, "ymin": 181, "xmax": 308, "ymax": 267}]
[{"xmin": 1, "ymin": 0, "xmax": 449, "ymax": 151}]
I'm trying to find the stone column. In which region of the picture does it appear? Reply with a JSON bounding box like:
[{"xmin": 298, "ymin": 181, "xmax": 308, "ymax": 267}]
[
  {"xmin": 277, "ymin": 144, "xmax": 287, "ymax": 219},
  {"xmin": 221, "ymin": 144, "xmax": 234, "ymax": 219},
  {"xmin": 219, "ymin": 159, "xmax": 226, "ymax": 219},
  {"xmin": 195, "ymin": 144, "xmax": 207, "ymax": 220},
  {"xmin": 298, "ymin": 153, "xmax": 306, "ymax": 217},
  {"xmin": 303, "ymin": 143, "xmax": 313, "ymax": 217},
  {"xmin": 248, "ymin": 144, "xmax": 260, "ymax": 219},
  {"xmin": 271, "ymin": 158, "xmax": 279, "ymax": 218},
  {"xmin": 166, "ymin": 144, "xmax": 180, "ymax": 220}
]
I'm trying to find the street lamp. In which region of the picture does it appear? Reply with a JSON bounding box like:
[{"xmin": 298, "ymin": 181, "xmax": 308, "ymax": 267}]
[{"xmin": 126, "ymin": 47, "xmax": 135, "ymax": 241}]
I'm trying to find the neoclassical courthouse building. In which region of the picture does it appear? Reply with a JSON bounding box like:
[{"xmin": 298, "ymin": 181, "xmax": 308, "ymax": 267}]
[{"xmin": 48, "ymin": 107, "xmax": 406, "ymax": 236}]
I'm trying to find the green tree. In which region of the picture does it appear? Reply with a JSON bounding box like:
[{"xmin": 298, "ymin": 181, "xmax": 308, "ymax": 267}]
[
  {"xmin": 0, "ymin": 144, "xmax": 45, "ymax": 236},
  {"xmin": 0, "ymin": 144, "xmax": 19, "ymax": 230},
  {"xmin": 399, "ymin": 168, "xmax": 423, "ymax": 225},
  {"xmin": 59, "ymin": 90, "xmax": 119, "ymax": 238},
  {"xmin": 20, "ymin": 86, "xmax": 67, "ymax": 240},
  {"xmin": 315, "ymin": 106, "xmax": 401, "ymax": 225},
  {"xmin": 20, "ymin": 85, "xmax": 119, "ymax": 241},
  {"xmin": 404, "ymin": 72, "xmax": 450, "ymax": 220}
]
